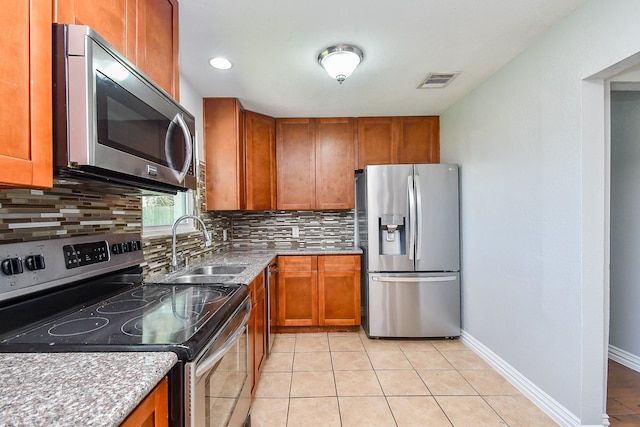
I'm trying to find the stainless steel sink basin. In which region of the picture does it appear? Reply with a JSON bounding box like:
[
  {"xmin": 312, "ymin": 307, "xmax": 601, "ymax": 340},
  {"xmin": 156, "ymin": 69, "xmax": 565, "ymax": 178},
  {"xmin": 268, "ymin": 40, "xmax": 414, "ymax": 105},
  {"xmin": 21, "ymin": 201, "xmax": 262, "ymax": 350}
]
[
  {"xmin": 190, "ymin": 265, "xmax": 246, "ymax": 275},
  {"xmin": 169, "ymin": 274, "xmax": 236, "ymax": 284}
]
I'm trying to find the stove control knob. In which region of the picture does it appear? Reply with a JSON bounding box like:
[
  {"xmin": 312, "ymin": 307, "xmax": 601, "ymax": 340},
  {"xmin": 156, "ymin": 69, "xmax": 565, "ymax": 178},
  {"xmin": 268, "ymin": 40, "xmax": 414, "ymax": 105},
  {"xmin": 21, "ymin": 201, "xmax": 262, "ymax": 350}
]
[
  {"xmin": 25, "ymin": 254, "xmax": 46, "ymax": 271},
  {"xmin": 123, "ymin": 242, "xmax": 132, "ymax": 252},
  {"xmin": 1, "ymin": 257, "xmax": 24, "ymax": 275},
  {"xmin": 111, "ymin": 243, "xmax": 124, "ymax": 255},
  {"xmin": 131, "ymin": 240, "xmax": 141, "ymax": 251}
]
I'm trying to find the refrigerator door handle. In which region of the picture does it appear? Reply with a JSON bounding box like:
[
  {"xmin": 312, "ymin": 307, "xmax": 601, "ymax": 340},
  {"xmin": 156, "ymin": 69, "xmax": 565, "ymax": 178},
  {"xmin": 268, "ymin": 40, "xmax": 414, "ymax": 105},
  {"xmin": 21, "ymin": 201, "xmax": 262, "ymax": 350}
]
[
  {"xmin": 407, "ymin": 175, "xmax": 416, "ymax": 260},
  {"xmin": 415, "ymin": 174, "xmax": 423, "ymax": 261},
  {"xmin": 372, "ymin": 276, "xmax": 458, "ymax": 282}
]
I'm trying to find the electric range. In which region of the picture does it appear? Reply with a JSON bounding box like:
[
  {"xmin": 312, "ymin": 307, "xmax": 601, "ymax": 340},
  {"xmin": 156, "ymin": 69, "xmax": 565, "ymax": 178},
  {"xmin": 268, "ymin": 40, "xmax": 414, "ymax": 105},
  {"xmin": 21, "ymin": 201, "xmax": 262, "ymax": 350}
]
[{"xmin": 0, "ymin": 232, "xmax": 251, "ymax": 426}]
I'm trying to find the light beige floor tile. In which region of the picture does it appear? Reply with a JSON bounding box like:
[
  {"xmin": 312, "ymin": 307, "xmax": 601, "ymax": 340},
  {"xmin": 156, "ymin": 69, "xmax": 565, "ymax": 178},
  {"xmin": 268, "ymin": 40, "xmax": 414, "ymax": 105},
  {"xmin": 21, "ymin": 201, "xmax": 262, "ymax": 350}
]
[
  {"xmin": 334, "ymin": 370, "xmax": 383, "ymax": 396},
  {"xmin": 431, "ymin": 338, "xmax": 469, "ymax": 351},
  {"xmin": 440, "ymin": 350, "xmax": 491, "ymax": 370},
  {"xmin": 361, "ymin": 338, "xmax": 401, "ymax": 352},
  {"xmin": 328, "ymin": 334, "xmax": 365, "ymax": 351},
  {"xmin": 396, "ymin": 339, "xmax": 437, "ymax": 352},
  {"xmin": 404, "ymin": 350, "xmax": 454, "ymax": 370},
  {"xmin": 436, "ymin": 395, "xmax": 506, "ymax": 426},
  {"xmin": 292, "ymin": 351, "xmax": 332, "ymax": 371},
  {"xmin": 331, "ymin": 351, "xmax": 372, "ymax": 371},
  {"xmin": 296, "ymin": 332, "xmax": 327, "ymax": 338},
  {"xmin": 417, "ymin": 369, "xmax": 477, "ymax": 396},
  {"xmin": 328, "ymin": 331, "xmax": 361, "ymax": 337},
  {"xmin": 254, "ymin": 372, "xmax": 291, "ymax": 398},
  {"xmin": 262, "ymin": 351, "xmax": 294, "ymax": 372},
  {"xmin": 287, "ymin": 397, "xmax": 341, "ymax": 427},
  {"xmin": 460, "ymin": 369, "xmax": 520, "ymax": 396},
  {"xmin": 338, "ymin": 396, "xmax": 396, "ymax": 427},
  {"xmin": 485, "ymin": 395, "xmax": 559, "ymax": 426},
  {"xmin": 272, "ymin": 335, "xmax": 296, "ymax": 353},
  {"xmin": 295, "ymin": 335, "xmax": 329, "ymax": 352},
  {"xmin": 367, "ymin": 351, "xmax": 413, "ymax": 370},
  {"xmin": 387, "ymin": 396, "xmax": 453, "ymax": 426},
  {"xmin": 376, "ymin": 369, "xmax": 431, "ymax": 396},
  {"xmin": 290, "ymin": 371, "xmax": 336, "ymax": 397},
  {"xmin": 250, "ymin": 397, "xmax": 289, "ymax": 427}
]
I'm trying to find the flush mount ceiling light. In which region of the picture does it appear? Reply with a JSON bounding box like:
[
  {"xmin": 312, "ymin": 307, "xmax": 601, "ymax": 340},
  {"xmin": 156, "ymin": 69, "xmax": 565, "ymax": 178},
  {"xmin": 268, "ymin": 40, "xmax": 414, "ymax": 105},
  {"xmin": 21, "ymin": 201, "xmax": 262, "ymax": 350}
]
[
  {"xmin": 209, "ymin": 57, "xmax": 233, "ymax": 70},
  {"xmin": 318, "ymin": 44, "xmax": 363, "ymax": 84}
]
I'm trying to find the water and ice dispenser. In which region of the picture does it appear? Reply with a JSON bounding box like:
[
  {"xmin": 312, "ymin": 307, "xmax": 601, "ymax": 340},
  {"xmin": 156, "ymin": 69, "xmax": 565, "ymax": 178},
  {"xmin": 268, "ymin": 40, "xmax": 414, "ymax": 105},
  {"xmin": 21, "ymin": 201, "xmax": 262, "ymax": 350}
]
[{"xmin": 378, "ymin": 214, "xmax": 406, "ymax": 255}]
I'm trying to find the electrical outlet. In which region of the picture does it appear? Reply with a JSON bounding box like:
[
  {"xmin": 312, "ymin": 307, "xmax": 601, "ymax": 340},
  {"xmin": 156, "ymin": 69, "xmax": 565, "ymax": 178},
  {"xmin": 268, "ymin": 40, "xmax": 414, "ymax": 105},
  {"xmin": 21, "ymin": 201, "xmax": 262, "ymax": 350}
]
[
  {"xmin": 292, "ymin": 226, "xmax": 299, "ymax": 238},
  {"xmin": 223, "ymin": 229, "xmax": 228, "ymax": 241}
]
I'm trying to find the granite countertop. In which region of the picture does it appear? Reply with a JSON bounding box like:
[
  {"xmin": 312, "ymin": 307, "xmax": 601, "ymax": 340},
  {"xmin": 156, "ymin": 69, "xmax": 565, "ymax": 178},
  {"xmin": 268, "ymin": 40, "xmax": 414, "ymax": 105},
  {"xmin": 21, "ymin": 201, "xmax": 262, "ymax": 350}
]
[
  {"xmin": 0, "ymin": 352, "xmax": 177, "ymax": 427},
  {"xmin": 151, "ymin": 247, "xmax": 362, "ymax": 286}
]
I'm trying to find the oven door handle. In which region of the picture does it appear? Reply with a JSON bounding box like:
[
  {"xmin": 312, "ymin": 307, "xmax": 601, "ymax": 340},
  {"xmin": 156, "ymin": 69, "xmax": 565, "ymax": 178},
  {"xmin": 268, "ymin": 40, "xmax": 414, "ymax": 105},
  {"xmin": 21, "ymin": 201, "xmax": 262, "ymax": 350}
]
[{"xmin": 195, "ymin": 300, "xmax": 251, "ymax": 378}]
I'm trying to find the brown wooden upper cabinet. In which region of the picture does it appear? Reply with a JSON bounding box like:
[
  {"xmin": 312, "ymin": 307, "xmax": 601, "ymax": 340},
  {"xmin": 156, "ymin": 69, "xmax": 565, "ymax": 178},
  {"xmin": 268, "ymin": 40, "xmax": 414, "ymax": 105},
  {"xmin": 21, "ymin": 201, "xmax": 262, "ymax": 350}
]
[
  {"xmin": 203, "ymin": 98, "xmax": 246, "ymax": 210},
  {"xmin": 245, "ymin": 111, "xmax": 277, "ymax": 210},
  {"xmin": 55, "ymin": 0, "xmax": 179, "ymax": 99},
  {"xmin": 356, "ymin": 116, "xmax": 440, "ymax": 169},
  {"xmin": 0, "ymin": 0, "xmax": 53, "ymax": 189},
  {"xmin": 276, "ymin": 118, "xmax": 355, "ymax": 210},
  {"xmin": 203, "ymin": 98, "xmax": 276, "ymax": 211}
]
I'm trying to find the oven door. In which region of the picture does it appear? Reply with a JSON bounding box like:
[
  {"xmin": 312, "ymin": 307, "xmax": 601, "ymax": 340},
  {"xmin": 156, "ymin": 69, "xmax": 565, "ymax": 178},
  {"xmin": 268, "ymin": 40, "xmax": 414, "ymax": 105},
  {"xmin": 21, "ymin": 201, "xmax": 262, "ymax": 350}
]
[{"xmin": 185, "ymin": 297, "xmax": 251, "ymax": 427}]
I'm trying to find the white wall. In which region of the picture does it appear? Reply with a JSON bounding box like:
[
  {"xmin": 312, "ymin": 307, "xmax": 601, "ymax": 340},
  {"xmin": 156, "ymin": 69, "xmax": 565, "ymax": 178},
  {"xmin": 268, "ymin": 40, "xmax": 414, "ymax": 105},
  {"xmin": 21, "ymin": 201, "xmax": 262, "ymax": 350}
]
[
  {"xmin": 178, "ymin": 76, "xmax": 205, "ymax": 162},
  {"xmin": 440, "ymin": 0, "xmax": 640, "ymax": 422},
  {"xmin": 610, "ymin": 90, "xmax": 640, "ymax": 357}
]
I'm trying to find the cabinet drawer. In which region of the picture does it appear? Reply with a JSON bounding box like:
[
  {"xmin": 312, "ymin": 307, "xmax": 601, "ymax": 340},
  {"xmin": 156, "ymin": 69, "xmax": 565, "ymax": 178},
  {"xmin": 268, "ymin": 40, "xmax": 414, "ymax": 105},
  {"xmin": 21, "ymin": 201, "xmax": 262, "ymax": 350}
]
[
  {"xmin": 318, "ymin": 255, "xmax": 360, "ymax": 271},
  {"xmin": 279, "ymin": 256, "xmax": 317, "ymax": 271}
]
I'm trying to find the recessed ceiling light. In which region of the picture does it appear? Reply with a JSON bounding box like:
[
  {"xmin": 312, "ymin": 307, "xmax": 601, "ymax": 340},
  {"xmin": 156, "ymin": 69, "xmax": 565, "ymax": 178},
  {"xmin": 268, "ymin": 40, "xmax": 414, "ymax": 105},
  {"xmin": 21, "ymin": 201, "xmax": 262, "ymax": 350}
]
[{"xmin": 209, "ymin": 57, "xmax": 233, "ymax": 70}]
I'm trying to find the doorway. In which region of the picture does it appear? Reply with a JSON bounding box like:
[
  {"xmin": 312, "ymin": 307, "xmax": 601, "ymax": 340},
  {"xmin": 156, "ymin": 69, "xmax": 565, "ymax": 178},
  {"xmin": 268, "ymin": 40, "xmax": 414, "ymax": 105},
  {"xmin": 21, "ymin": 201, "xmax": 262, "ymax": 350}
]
[{"xmin": 608, "ymin": 81, "xmax": 640, "ymax": 424}]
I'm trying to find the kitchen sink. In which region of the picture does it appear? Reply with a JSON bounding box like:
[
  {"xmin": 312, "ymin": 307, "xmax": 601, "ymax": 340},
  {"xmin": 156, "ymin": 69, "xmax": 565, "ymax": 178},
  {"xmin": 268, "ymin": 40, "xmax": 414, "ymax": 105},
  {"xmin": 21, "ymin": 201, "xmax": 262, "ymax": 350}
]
[
  {"xmin": 169, "ymin": 274, "xmax": 236, "ymax": 284},
  {"xmin": 189, "ymin": 265, "xmax": 247, "ymax": 275}
]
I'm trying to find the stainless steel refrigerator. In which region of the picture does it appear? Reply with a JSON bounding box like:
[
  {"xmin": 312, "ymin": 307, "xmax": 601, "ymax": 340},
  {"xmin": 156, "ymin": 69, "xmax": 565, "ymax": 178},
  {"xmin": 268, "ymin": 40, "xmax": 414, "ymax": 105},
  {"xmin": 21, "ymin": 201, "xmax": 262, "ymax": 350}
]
[{"xmin": 356, "ymin": 164, "xmax": 460, "ymax": 338}]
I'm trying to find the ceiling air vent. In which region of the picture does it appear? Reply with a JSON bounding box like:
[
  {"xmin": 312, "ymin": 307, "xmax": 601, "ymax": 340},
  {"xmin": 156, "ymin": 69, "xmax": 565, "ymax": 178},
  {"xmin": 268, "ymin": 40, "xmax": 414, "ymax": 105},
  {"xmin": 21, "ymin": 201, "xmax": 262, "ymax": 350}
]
[{"xmin": 418, "ymin": 72, "xmax": 460, "ymax": 89}]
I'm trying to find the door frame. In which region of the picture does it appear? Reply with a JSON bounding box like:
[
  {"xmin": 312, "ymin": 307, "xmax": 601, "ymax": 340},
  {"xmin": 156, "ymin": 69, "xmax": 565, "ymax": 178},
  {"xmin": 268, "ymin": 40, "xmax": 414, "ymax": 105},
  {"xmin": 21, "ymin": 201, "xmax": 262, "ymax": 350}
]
[{"xmin": 582, "ymin": 52, "xmax": 640, "ymax": 424}]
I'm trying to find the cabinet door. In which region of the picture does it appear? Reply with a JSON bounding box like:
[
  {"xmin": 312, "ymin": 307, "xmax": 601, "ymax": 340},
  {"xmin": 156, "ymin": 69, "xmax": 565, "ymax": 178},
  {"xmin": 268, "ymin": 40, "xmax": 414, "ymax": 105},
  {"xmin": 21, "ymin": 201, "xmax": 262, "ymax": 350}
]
[
  {"xmin": 249, "ymin": 286, "xmax": 267, "ymax": 393},
  {"xmin": 120, "ymin": 377, "xmax": 169, "ymax": 427},
  {"xmin": 396, "ymin": 116, "xmax": 440, "ymax": 164},
  {"xmin": 136, "ymin": 0, "xmax": 179, "ymax": 98},
  {"xmin": 276, "ymin": 119, "xmax": 316, "ymax": 210},
  {"xmin": 203, "ymin": 98, "xmax": 245, "ymax": 210},
  {"xmin": 315, "ymin": 118, "xmax": 355, "ymax": 210},
  {"xmin": 55, "ymin": 0, "xmax": 133, "ymax": 60},
  {"xmin": 0, "ymin": 0, "xmax": 52, "ymax": 188},
  {"xmin": 277, "ymin": 271, "xmax": 318, "ymax": 326},
  {"xmin": 318, "ymin": 256, "xmax": 361, "ymax": 326},
  {"xmin": 355, "ymin": 117, "xmax": 396, "ymax": 169},
  {"xmin": 245, "ymin": 111, "xmax": 276, "ymax": 210}
]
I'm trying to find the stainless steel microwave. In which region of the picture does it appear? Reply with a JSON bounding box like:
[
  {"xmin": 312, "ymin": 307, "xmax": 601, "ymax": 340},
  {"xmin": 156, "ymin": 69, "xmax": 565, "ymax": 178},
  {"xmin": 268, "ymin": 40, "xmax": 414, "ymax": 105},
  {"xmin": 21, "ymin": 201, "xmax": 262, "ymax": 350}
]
[{"xmin": 53, "ymin": 24, "xmax": 197, "ymax": 193}]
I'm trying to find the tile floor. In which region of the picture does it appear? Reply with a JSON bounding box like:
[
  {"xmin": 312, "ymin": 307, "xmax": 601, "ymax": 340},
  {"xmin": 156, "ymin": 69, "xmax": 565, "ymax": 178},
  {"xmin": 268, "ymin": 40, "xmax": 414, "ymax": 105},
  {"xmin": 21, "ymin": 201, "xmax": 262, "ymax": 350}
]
[
  {"xmin": 608, "ymin": 360, "xmax": 640, "ymax": 426},
  {"xmin": 251, "ymin": 330, "xmax": 558, "ymax": 426}
]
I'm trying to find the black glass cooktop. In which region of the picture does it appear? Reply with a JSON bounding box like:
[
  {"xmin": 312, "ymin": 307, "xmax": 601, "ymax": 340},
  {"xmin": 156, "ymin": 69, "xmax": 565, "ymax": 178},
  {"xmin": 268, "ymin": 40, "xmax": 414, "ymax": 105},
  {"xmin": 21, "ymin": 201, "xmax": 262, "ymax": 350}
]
[{"xmin": 0, "ymin": 283, "xmax": 247, "ymax": 360}]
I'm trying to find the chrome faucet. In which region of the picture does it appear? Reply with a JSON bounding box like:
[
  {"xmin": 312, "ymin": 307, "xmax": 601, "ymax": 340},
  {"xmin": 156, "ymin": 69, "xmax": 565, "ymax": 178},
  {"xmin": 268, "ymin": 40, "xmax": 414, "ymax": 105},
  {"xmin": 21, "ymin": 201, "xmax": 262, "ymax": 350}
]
[{"xmin": 170, "ymin": 215, "xmax": 212, "ymax": 273}]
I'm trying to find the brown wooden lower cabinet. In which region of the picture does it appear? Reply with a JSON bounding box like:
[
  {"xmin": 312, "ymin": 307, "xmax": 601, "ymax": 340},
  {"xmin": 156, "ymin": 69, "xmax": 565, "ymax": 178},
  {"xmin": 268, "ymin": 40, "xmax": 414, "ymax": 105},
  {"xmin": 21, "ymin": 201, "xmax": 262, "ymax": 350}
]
[
  {"xmin": 250, "ymin": 271, "xmax": 267, "ymax": 395},
  {"xmin": 318, "ymin": 256, "xmax": 361, "ymax": 326},
  {"xmin": 277, "ymin": 255, "xmax": 360, "ymax": 328},
  {"xmin": 120, "ymin": 377, "xmax": 168, "ymax": 427}
]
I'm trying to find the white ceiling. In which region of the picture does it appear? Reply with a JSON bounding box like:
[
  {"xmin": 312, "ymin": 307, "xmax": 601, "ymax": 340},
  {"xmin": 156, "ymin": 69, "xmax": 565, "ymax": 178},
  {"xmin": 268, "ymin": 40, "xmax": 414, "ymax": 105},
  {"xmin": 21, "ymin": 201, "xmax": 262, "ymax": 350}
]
[{"xmin": 179, "ymin": 0, "xmax": 588, "ymax": 118}]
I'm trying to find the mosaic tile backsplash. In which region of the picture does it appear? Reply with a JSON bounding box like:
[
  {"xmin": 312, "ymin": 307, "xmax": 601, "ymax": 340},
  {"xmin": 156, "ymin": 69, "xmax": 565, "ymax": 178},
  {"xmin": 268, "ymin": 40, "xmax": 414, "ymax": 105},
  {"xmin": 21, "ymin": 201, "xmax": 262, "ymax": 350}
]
[
  {"xmin": 0, "ymin": 162, "xmax": 356, "ymax": 278},
  {"xmin": 228, "ymin": 210, "xmax": 355, "ymax": 250}
]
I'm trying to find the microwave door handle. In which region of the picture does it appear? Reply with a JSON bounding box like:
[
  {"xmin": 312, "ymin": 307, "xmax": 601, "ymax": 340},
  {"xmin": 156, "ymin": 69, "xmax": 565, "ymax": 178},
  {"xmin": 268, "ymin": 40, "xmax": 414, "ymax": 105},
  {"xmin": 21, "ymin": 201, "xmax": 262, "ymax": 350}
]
[{"xmin": 165, "ymin": 113, "xmax": 193, "ymax": 183}]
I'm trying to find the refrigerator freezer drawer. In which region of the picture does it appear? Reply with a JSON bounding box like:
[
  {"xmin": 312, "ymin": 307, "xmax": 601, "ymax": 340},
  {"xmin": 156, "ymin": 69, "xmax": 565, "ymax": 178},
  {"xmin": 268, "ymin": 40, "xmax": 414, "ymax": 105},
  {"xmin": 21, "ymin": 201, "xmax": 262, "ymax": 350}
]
[{"xmin": 366, "ymin": 273, "xmax": 460, "ymax": 338}]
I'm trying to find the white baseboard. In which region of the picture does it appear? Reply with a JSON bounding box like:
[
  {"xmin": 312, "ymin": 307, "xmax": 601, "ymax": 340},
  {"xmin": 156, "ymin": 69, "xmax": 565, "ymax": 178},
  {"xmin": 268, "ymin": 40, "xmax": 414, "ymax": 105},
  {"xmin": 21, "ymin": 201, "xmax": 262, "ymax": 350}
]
[
  {"xmin": 608, "ymin": 344, "xmax": 640, "ymax": 372},
  {"xmin": 460, "ymin": 330, "xmax": 588, "ymax": 427}
]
